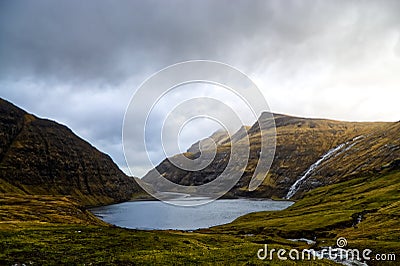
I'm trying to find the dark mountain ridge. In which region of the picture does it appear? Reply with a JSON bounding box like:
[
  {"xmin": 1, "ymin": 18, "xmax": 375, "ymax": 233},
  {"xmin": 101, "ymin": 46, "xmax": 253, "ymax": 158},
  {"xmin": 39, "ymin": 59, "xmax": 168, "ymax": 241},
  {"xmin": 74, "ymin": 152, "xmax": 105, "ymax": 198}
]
[{"xmin": 0, "ymin": 98, "xmax": 142, "ymax": 206}]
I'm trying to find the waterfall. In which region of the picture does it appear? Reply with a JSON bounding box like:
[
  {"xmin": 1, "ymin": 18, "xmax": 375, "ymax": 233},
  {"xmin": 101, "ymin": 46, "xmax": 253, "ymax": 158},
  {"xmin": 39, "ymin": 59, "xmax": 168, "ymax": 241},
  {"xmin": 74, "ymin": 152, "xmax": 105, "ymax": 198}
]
[{"xmin": 285, "ymin": 136, "xmax": 364, "ymax": 199}]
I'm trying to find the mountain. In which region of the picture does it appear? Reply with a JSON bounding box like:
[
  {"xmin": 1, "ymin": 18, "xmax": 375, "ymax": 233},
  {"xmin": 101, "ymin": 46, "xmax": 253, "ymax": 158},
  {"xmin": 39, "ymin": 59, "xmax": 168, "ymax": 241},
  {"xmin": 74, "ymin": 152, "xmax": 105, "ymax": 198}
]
[
  {"xmin": 143, "ymin": 112, "xmax": 399, "ymax": 199},
  {"xmin": 0, "ymin": 98, "xmax": 142, "ymax": 206},
  {"xmin": 1, "ymin": 98, "xmax": 399, "ymax": 264}
]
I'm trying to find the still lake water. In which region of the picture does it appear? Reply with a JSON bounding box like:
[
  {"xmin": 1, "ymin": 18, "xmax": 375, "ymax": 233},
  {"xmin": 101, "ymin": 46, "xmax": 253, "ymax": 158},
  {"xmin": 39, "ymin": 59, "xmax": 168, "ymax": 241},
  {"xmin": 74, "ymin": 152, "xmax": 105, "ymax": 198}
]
[{"xmin": 91, "ymin": 199, "xmax": 293, "ymax": 230}]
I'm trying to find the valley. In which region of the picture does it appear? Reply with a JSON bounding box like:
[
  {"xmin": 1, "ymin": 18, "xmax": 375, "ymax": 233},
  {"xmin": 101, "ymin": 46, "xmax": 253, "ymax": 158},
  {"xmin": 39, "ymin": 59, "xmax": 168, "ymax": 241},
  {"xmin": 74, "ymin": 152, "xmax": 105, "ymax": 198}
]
[{"xmin": 0, "ymin": 97, "xmax": 399, "ymax": 265}]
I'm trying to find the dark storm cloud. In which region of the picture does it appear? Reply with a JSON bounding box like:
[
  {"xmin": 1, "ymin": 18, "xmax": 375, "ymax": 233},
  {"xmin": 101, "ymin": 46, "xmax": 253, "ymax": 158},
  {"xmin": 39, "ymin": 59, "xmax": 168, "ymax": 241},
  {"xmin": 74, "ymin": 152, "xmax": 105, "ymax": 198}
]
[
  {"xmin": 1, "ymin": 0, "xmax": 399, "ymax": 176},
  {"xmin": 2, "ymin": 0, "xmax": 400, "ymax": 83},
  {"xmin": 0, "ymin": 0, "xmax": 269, "ymax": 84}
]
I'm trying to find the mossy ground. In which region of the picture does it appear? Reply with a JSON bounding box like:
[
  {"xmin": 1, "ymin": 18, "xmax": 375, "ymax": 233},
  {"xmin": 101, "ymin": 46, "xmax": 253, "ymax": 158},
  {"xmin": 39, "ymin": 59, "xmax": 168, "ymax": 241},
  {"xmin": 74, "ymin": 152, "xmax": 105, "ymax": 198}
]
[
  {"xmin": 0, "ymin": 224, "xmax": 339, "ymax": 265},
  {"xmin": 1, "ymin": 170, "xmax": 399, "ymax": 265},
  {"xmin": 211, "ymin": 170, "xmax": 400, "ymax": 265}
]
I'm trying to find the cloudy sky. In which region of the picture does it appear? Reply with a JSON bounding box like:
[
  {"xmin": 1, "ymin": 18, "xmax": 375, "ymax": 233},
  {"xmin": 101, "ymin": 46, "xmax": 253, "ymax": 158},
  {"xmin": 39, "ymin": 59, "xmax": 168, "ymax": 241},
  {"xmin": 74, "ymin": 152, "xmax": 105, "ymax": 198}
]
[{"xmin": 1, "ymin": 0, "xmax": 399, "ymax": 177}]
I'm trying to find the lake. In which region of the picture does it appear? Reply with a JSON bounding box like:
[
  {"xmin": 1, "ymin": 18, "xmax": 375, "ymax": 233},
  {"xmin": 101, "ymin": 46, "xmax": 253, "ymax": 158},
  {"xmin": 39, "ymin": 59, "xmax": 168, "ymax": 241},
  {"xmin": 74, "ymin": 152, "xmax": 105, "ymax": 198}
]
[{"xmin": 90, "ymin": 199, "xmax": 293, "ymax": 230}]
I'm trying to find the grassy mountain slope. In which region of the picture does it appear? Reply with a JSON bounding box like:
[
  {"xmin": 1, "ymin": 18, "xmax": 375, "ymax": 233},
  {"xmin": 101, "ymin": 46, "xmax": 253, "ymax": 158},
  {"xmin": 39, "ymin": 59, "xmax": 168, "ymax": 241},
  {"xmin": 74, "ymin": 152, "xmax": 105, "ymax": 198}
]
[
  {"xmin": 0, "ymin": 195, "xmax": 107, "ymax": 227},
  {"xmin": 296, "ymin": 121, "xmax": 400, "ymax": 198},
  {"xmin": 144, "ymin": 112, "xmax": 395, "ymax": 199},
  {"xmin": 0, "ymin": 98, "xmax": 142, "ymax": 206}
]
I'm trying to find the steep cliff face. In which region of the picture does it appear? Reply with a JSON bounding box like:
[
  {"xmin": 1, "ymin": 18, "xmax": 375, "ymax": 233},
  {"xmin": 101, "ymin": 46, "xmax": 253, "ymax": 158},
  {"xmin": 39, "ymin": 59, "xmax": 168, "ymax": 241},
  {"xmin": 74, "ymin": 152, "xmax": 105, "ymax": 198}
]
[
  {"xmin": 143, "ymin": 112, "xmax": 398, "ymax": 199},
  {"xmin": 0, "ymin": 98, "xmax": 142, "ymax": 206}
]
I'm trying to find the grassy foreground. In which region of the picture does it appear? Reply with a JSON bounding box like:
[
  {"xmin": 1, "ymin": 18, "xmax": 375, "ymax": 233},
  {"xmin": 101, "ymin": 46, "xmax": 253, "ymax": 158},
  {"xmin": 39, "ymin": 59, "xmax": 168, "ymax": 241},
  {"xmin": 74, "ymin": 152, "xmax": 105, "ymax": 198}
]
[
  {"xmin": 1, "ymin": 224, "xmax": 340, "ymax": 265},
  {"xmin": 1, "ymin": 170, "xmax": 399, "ymax": 265},
  {"xmin": 0, "ymin": 202, "xmax": 335, "ymax": 265}
]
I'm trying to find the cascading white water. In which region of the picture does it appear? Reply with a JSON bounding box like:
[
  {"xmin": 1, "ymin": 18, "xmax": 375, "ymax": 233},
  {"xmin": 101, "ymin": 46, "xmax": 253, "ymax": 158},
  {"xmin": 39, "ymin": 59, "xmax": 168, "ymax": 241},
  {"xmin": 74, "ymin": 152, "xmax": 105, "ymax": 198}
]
[
  {"xmin": 285, "ymin": 144, "xmax": 345, "ymax": 199},
  {"xmin": 285, "ymin": 136, "xmax": 364, "ymax": 199}
]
